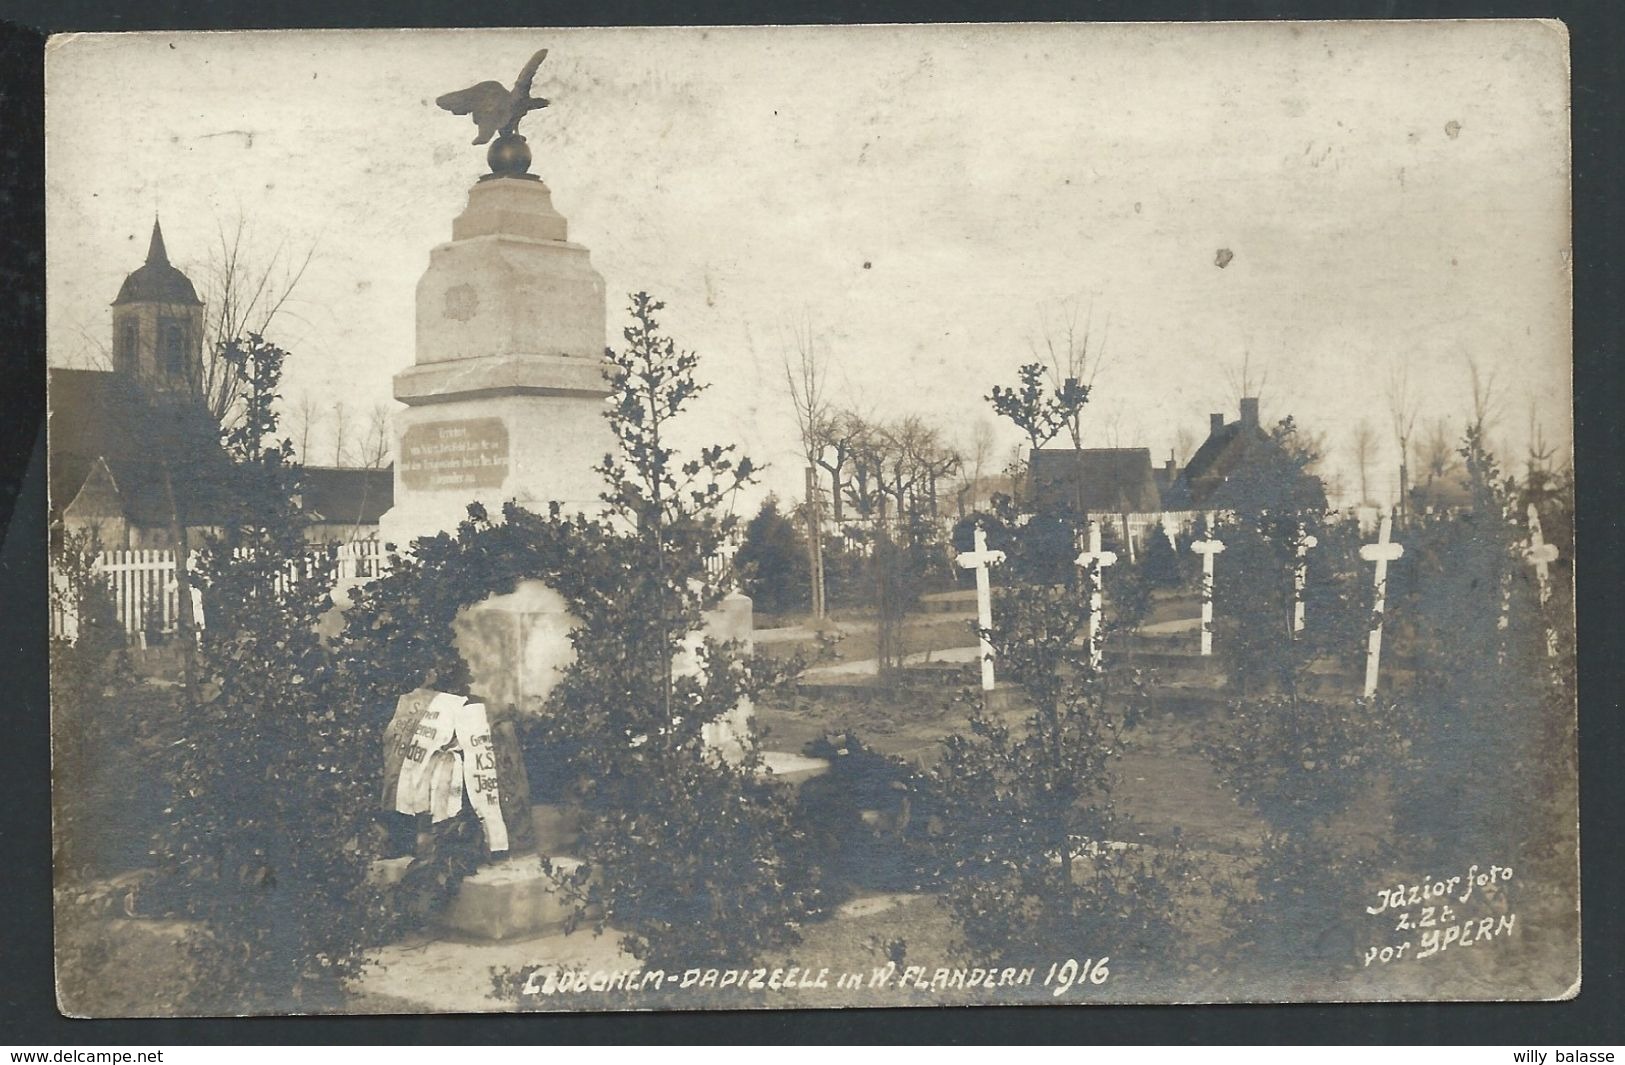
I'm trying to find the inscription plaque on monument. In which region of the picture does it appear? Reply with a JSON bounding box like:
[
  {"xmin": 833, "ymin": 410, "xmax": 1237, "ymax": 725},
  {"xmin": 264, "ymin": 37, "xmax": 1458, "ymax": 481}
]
[{"xmin": 399, "ymin": 417, "xmax": 510, "ymax": 491}]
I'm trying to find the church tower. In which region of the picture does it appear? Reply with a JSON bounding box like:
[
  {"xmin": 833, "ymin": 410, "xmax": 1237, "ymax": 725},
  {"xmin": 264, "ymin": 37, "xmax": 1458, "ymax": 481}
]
[{"xmin": 110, "ymin": 218, "xmax": 204, "ymax": 392}]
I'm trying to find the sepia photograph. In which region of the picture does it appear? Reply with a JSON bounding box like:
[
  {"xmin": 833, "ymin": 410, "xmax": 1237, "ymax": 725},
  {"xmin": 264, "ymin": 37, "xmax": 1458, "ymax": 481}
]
[{"xmin": 43, "ymin": 21, "xmax": 1576, "ymax": 1016}]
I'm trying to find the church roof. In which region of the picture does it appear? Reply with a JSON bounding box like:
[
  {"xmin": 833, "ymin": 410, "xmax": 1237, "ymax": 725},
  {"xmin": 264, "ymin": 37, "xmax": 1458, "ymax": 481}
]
[
  {"xmin": 1028, "ymin": 447, "xmax": 1164, "ymax": 514},
  {"xmin": 48, "ymin": 368, "xmax": 235, "ymax": 529},
  {"xmin": 112, "ymin": 219, "xmax": 203, "ymax": 307}
]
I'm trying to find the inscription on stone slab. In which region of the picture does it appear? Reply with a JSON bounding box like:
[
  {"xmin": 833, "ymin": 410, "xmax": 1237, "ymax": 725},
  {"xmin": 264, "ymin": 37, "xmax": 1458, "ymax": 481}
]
[{"xmin": 401, "ymin": 417, "xmax": 510, "ymax": 491}]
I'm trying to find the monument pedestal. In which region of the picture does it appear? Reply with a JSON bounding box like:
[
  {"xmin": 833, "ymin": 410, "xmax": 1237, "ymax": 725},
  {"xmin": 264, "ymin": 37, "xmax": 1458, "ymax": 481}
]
[
  {"xmin": 378, "ymin": 175, "xmax": 612, "ymax": 549},
  {"xmin": 439, "ymin": 854, "xmax": 587, "ymax": 941}
]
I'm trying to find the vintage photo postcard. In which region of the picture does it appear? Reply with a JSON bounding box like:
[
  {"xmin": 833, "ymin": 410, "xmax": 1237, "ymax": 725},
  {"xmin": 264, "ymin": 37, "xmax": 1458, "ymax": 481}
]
[{"xmin": 45, "ymin": 21, "xmax": 1575, "ymax": 1016}]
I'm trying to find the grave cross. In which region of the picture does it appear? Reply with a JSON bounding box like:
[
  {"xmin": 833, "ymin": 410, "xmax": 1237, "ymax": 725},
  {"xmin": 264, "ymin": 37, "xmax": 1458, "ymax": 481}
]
[
  {"xmin": 1190, "ymin": 531, "xmax": 1226, "ymax": 657},
  {"xmin": 1524, "ymin": 503, "xmax": 1561, "ymax": 659},
  {"xmin": 1075, "ymin": 520, "xmax": 1119, "ymax": 670},
  {"xmin": 956, "ymin": 524, "xmax": 1006, "ymax": 692},
  {"xmin": 1294, "ymin": 524, "xmax": 1319, "ymax": 637},
  {"xmin": 1358, "ymin": 514, "xmax": 1404, "ymax": 698}
]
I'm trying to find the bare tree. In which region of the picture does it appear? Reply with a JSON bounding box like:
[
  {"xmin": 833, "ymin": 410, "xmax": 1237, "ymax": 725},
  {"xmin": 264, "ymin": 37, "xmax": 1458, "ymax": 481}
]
[
  {"xmin": 916, "ymin": 431, "xmax": 963, "ymax": 520},
  {"xmin": 1029, "ymin": 298, "xmax": 1111, "ymax": 442},
  {"xmin": 360, "ymin": 402, "xmax": 393, "ymax": 469},
  {"xmin": 58, "ymin": 322, "xmax": 113, "ymax": 371},
  {"xmin": 330, "ymin": 400, "xmax": 350, "ymax": 467},
  {"xmin": 1351, "ymin": 418, "xmax": 1379, "ymax": 506},
  {"xmin": 1386, "ymin": 362, "xmax": 1421, "ymax": 524},
  {"xmin": 1173, "ymin": 425, "xmax": 1198, "ymax": 467},
  {"xmin": 1029, "ymin": 299, "xmax": 1111, "ymax": 516},
  {"xmin": 1465, "ymin": 355, "xmax": 1500, "ymax": 437},
  {"xmin": 781, "ymin": 319, "xmax": 829, "ymax": 618},
  {"xmin": 1418, "ymin": 416, "xmax": 1458, "ymax": 489},
  {"xmin": 285, "ymin": 390, "xmax": 321, "ymax": 465},
  {"xmin": 956, "ymin": 418, "xmax": 996, "ymax": 517},
  {"xmin": 191, "ymin": 214, "xmax": 317, "ymax": 430},
  {"xmin": 1221, "ymin": 348, "xmax": 1270, "ymax": 407},
  {"xmin": 813, "ymin": 407, "xmax": 867, "ymax": 526}
]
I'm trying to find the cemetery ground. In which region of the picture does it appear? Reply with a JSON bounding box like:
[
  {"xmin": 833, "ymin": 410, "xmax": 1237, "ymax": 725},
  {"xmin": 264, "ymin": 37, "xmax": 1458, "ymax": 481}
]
[{"xmin": 52, "ymin": 581, "xmax": 1579, "ymax": 1014}]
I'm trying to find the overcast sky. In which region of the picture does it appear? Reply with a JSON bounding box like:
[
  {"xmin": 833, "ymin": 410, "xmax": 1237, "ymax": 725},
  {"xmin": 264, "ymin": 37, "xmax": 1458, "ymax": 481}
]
[{"xmin": 46, "ymin": 22, "xmax": 1572, "ymax": 509}]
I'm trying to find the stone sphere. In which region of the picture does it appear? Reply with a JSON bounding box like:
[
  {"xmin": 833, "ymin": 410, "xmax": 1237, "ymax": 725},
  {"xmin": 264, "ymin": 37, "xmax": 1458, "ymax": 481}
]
[{"xmin": 487, "ymin": 133, "xmax": 533, "ymax": 177}]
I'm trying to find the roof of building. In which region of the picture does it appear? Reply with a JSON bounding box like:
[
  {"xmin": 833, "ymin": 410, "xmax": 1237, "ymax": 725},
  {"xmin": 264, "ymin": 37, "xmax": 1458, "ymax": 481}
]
[
  {"xmin": 1410, "ymin": 471, "xmax": 1473, "ymax": 512},
  {"xmin": 48, "ymin": 368, "xmax": 236, "ymax": 528},
  {"xmin": 1152, "ymin": 460, "xmax": 1193, "ymax": 511},
  {"xmin": 1179, "ymin": 402, "xmax": 1327, "ymax": 513},
  {"xmin": 299, "ymin": 465, "xmax": 394, "ymax": 527},
  {"xmin": 112, "ymin": 219, "xmax": 203, "ymax": 307},
  {"xmin": 1028, "ymin": 447, "xmax": 1164, "ymax": 514}
]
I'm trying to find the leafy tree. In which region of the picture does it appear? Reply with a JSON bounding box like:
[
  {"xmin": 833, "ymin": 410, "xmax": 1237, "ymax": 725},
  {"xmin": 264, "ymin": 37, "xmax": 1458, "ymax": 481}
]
[
  {"xmin": 986, "ymin": 362, "xmax": 1087, "ymax": 503},
  {"xmin": 1199, "ymin": 415, "xmax": 1359, "ymax": 695},
  {"xmin": 1388, "ymin": 427, "xmax": 1573, "ymax": 862},
  {"xmin": 50, "ymin": 530, "xmax": 136, "ymax": 880},
  {"xmin": 545, "ymin": 293, "xmax": 816, "ymax": 964},
  {"xmin": 156, "ymin": 334, "xmax": 388, "ymax": 1012},
  {"xmin": 930, "ymin": 369, "xmax": 1219, "ymax": 976},
  {"xmin": 1138, "ymin": 523, "xmax": 1184, "ymax": 589},
  {"xmin": 928, "ymin": 577, "xmax": 1203, "ymax": 975},
  {"xmin": 735, "ymin": 495, "xmax": 809, "ymax": 616}
]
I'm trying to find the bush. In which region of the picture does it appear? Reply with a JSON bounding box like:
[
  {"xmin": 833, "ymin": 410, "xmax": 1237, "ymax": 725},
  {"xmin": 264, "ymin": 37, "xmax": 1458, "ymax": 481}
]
[
  {"xmin": 1201, "ymin": 692, "xmax": 1414, "ymax": 968},
  {"xmin": 154, "ymin": 335, "xmax": 390, "ymax": 1013},
  {"xmin": 793, "ymin": 731, "xmax": 941, "ymax": 897},
  {"xmin": 736, "ymin": 495, "xmax": 809, "ymax": 616},
  {"xmin": 1387, "ymin": 429, "xmax": 1575, "ymax": 867},
  {"xmin": 1138, "ymin": 523, "xmax": 1184, "ymax": 589},
  {"xmin": 926, "ymin": 569, "xmax": 1208, "ymax": 977}
]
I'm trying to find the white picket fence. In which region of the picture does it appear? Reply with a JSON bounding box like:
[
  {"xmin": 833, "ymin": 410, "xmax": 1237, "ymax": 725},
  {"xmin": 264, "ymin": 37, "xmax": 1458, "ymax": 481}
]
[{"xmin": 50, "ymin": 540, "xmax": 390, "ymax": 643}]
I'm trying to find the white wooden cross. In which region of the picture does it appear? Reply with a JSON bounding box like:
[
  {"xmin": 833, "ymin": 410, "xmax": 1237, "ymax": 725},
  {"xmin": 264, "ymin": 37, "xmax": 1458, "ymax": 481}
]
[
  {"xmin": 1075, "ymin": 520, "xmax": 1119, "ymax": 670},
  {"xmin": 956, "ymin": 524, "xmax": 1006, "ymax": 691},
  {"xmin": 1190, "ymin": 531, "xmax": 1226, "ymax": 656},
  {"xmin": 1294, "ymin": 524, "xmax": 1319, "ymax": 637},
  {"xmin": 1524, "ymin": 502, "xmax": 1561, "ymax": 659},
  {"xmin": 1358, "ymin": 514, "xmax": 1404, "ymax": 698}
]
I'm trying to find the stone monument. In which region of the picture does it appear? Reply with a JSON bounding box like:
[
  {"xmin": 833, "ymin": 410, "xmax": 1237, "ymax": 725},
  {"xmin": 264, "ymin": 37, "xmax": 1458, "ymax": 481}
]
[
  {"xmin": 377, "ymin": 47, "xmax": 612, "ymax": 548},
  {"xmin": 368, "ymin": 49, "xmax": 779, "ymax": 941}
]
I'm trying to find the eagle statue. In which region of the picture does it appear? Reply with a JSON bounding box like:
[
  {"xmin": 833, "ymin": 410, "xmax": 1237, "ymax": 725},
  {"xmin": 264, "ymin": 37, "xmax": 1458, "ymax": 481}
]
[{"xmin": 436, "ymin": 48, "xmax": 552, "ymax": 145}]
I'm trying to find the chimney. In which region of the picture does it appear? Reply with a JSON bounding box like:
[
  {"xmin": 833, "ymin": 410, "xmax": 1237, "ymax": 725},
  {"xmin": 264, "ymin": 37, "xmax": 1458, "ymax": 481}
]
[
  {"xmin": 1240, "ymin": 397, "xmax": 1260, "ymax": 429},
  {"xmin": 1209, "ymin": 412, "xmax": 1224, "ymax": 438}
]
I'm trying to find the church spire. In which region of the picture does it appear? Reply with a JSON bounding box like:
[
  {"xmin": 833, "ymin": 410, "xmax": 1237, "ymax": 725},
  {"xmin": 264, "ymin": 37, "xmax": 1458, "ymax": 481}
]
[{"xmin": 146, "ymin": 217, "xmax": 169, "ymax": 266}]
